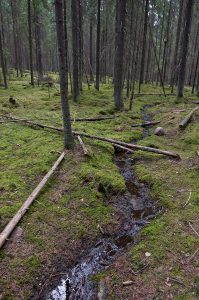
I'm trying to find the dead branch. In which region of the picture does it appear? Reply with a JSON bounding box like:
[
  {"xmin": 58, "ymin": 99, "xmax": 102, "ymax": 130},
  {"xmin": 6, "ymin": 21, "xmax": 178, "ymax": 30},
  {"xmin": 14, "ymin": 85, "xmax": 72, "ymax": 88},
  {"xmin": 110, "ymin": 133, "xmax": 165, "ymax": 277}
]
[
  {"xmin": 188, "ymin": 222, "xmax": 199, "ymax": 238},
  {"xmin": 132, "ymin": 121, "xmax": 160, "ymax": 128},
  {"xmin": 134, "ymin": 93, "xmax": 175, "ymax": 97},
  {"xmin": 179, "ymin": 107, "xmax": 199, "ymax": 129},
  {"xmin": 0, "ymin": 151, "xmax": 66, "ymax": 249},
  {"xmin": 183, "ymin": 191, "xmax": 192, "ymax": 208},
  {"xmin": 77, "ymin": 135, "xmax": 89, "ymax": 156},
  {"xmin": 72, "ymin": 116, "xmax": 117, "ymax": 122},
  {"xmin": 74, "ymin": 131, "xmax": 181, "ymax": 159},
  {"xmin": 112, "ymin": 143, "xmax": 134, "ymax": 154},
  {"xmin": 2, "ymin": 116, "xmax": 180, "ymax": 159}
]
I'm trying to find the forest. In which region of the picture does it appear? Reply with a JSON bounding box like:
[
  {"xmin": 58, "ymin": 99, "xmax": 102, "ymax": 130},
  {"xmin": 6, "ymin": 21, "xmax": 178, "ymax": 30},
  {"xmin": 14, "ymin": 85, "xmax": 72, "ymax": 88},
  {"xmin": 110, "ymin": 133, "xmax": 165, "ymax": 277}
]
[{"xmin": 0, "ymin": 0, "xmax": 199, "ymax": 299}]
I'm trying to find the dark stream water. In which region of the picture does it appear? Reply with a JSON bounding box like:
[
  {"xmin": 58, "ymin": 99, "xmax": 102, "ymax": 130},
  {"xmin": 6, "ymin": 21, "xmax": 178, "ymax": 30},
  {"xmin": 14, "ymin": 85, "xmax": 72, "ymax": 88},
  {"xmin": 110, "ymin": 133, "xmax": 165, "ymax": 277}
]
[{"xmin": 46, "ymin": 107, "xmax": 157, "ymax": 300}]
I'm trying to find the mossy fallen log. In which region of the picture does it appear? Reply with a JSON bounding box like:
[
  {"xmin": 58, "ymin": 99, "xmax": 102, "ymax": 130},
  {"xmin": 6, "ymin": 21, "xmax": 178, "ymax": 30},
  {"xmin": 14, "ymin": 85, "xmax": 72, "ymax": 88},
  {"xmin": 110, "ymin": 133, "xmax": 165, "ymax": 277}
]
[
  {"xmin": 2, "ymin": 116, "xmax": 181, "ymax": 159},
  {"xmin": 179, "ymin": 107, "xmax": 198, "ymax": 129},
  {"xmin": 0, "ymin": 151, "xmax": 66, "ymax": 249}
]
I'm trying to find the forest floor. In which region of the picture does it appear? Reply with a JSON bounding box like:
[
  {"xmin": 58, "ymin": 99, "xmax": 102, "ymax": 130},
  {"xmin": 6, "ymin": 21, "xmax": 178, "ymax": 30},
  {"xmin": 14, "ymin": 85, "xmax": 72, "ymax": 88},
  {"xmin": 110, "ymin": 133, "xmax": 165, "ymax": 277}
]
[{"xmin": 0, "ymin": 77, "xmax": 199, "ymax": 300}]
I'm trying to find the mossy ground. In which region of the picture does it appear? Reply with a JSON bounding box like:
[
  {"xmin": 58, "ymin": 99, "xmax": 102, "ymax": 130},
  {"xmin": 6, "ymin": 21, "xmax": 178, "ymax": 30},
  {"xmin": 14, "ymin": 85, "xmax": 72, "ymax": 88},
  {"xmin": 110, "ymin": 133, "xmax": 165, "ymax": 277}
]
[{"xmin": 0, "ymin": 77, "xmax": 199, "ymax": 299}]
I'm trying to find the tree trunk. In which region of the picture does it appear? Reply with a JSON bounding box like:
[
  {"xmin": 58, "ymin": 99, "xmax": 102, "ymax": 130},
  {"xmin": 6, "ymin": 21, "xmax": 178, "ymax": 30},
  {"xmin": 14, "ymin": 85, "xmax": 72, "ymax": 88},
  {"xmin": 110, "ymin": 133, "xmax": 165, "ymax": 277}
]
[
  {"xmin": 63, "ymin": 0, "xmax": 68, "ymax": 89},
  {"xmin": 34, "ymin": 8, "xmax": 43, "ymax": 84},
  {"xmin": 71, "ymin": 0, "xmax": 79, "ymax": 101},
  {"xmin": 0, "ymin": 27, "xmax": 7, "ymax": 88},
  {"xmin": 170, "ymin": 0, "xmax": 184, "ymax": 92},
  {"xmin": 55, "ymin": 0, "xmax": 74, "ymax": 149},
  {"xmin": 114, "ymin": 0, "xmax": 127, "ymax": 110},
  {"xmin": 78, "ymin": 0, "xmax": 83, "ymax": 91},
  {"xmin": 89, "ymin": 18, "xmax": 94, "ymax": 82},
  {"xmin": 28, "ymin": 0, "xmax": 34, "ymax": 86},
  {"xmin": 138, "ymin": 0, "xmax": 149, "ymax": 93},
  {"xmin": 177, "ymin": 0, "xmax": 194, "ymax": 98},
  {"xmin": 95, "ymin": 0, "xmax": 101, "ymax": 90}
]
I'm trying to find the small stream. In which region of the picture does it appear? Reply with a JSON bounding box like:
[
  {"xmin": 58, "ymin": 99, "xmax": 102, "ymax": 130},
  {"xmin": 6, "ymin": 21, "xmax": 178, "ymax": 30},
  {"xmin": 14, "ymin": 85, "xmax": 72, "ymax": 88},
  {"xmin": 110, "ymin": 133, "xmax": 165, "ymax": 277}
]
[{"xmin": 46, "ymin": 106, "xmax": 157, "ymax": 300}]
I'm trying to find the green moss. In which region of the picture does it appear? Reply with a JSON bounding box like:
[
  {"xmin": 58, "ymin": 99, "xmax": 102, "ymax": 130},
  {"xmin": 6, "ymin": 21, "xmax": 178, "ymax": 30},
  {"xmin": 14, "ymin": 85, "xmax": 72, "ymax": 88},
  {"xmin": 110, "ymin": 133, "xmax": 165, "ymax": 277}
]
[{"xmin": 25, "ymin": 255, "xmax": 41, "ymax": 270}]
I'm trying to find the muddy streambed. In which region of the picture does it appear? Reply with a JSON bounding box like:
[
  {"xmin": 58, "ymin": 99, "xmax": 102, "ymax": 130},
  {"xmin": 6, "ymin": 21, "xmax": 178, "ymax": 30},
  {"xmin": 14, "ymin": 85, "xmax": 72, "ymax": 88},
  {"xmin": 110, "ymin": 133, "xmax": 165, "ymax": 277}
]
[{"xmin": 46, "ymin": 108, "xmax": 157, "ymax": 300}]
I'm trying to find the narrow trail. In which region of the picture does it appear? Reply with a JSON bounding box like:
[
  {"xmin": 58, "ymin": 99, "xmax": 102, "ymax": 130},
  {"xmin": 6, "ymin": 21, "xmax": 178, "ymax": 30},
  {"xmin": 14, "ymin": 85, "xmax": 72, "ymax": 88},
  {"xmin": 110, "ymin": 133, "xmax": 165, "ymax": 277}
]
[{"xmin": 46, "ymin": 106, "xmax": 158, "ymax": 300}]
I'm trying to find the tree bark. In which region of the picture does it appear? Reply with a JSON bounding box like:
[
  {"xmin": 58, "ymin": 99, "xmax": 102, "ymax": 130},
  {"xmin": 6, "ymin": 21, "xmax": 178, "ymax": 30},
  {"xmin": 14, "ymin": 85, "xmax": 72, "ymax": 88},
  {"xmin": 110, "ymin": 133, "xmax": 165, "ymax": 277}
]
[
  {"xmin": 89, "ymin": 18, "xmax": 94, "ymax": 82},
  {"xmin": 28, "ymin": 0, "xmax": 34, "ymax": 86},
  {"xmin": 138, "ymin": 0, "xmax": 149, "ymax": 93},
  {"xmin": 114, "ymin": 0, "xmax": 127, "ymax": 110},
  {"xmin": 95, "ymin": 0, "xmax": 101, "ymax": 90},
  {"xmin": 55, "ymin": 0, "xmax": 74, "ymax": 149},
  {"xmin": 177, "ymin": 0, "xmax": 194, "ymax": 98},
  {"xmin": 0, "ymin": 27, "xmax": 7, "ymax": 88},
  {"xmin": 170, "ymin": 0, "xmax": 184, "ymax": 92},
  {"xmin": 71, "ymin": 0, "xmax": 79, "ymax": 101}
]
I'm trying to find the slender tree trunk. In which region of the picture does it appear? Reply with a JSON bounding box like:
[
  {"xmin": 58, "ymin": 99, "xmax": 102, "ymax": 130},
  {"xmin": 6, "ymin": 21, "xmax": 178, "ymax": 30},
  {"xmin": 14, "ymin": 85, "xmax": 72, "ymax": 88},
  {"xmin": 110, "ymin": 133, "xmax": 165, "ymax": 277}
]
[
  {"xmin": 28, "ymin": 0, "xmax": 34, "ymax": 86},
  {"xmin": 55, "ymin": 0, "xmax": 74, "ymax": 149},
  {"xmin": 138, "ymin": 0, "xmax": 149, "ymax": 93},
  {"xmin": 191, "ymin": 49, "xmax": 199, "ymax": 94},
  {"xmin": 63, "ymin": 0, "xmax": 68, "ymax": 89},
  {"xmin": 10, "ymin": 0, "xmax": 19, "ymax": 76},
  {"xmin": 170, "ymin": 0, "xmax": 183, "ymax": 92},
  {"xmin": 189, "ymin": 23, "xmax": 199, "ymax": 86},
  {"xmin": 95, "ymin": 0, "xmax": 101, "ymax": 90},
  {"xmin": 71, "ymin": 0, "xmax": 79, "ymax": 101},
  {"xmin": 78, "ymin": 0, "xmax": 83, "ymax": 91},
  {"xmin": 0, "ymin": 27, "xmax": 7, "ymax": 88},
  {"xmin": 177, "ymin": 0, "xmax": 194, "ymax": 98},
  {"xmin": 114, "ymin": 0, "xmax": 127, "ymax": 110},
  {"xmin": 34, "ymin": 9, "xmax": 43, "ymax": 84},
  {"xmin": 89, "ymin": 18, "xmax": 94, "ymax": 82}
]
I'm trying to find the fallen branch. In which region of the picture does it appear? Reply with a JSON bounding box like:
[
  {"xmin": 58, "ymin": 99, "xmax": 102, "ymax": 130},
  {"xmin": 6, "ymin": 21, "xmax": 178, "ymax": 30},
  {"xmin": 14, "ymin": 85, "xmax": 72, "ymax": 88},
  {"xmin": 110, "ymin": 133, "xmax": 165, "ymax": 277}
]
[
  {"xmin": 183, "ymin": 191, "xmax": 192, "ymax": 208},
  {"xmin": 134, "ymin": 93, "xmax": 175, "ymax": 97},
  {"xmin": 122, "ymin": 280, "xmax": 134, "ymax": 287},
  {"xmin": 0, "ymin": 151, "xmax": 66, "ymax": 249},
  {"xmin": 192, "ymin": 101, "xmax": 199, "ymax": 105},
  {"xmin": 74, "ymin": 131, "xmax": 181, "ymax": 159},
  {"xmin": 132, "ymin": 121, "xmax": 160, "ymax": 128},
  {"xmin": 188, "ymin": 248, "xmax": 199, "ymax": 262},
  {"xmin": 112, "ymin": 143, "xmax": 134, "ymax": 154},
  {"xmin": 188, "ymin": 222, "xmax": 199, "ymax": 238},
  {"xmin": 179, "ymin": 107, "xmax": 199, "ymax": 129},
  {"xmin": 72, "ymin": 116, "xmax": 116, "ymax": 122},
  {"xmin": 77, "ymin": 135, "xmax": 89, "ymax": 156},
  {"xmin": 2, "ymin": 116, "xmax": 180, "ymax": 159}
]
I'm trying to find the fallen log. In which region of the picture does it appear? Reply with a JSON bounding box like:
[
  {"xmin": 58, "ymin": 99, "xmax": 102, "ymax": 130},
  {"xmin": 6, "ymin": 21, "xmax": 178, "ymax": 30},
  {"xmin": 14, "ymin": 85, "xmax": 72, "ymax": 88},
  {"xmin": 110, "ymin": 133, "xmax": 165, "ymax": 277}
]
[
  {"xmin": 192, "ymin": 101, "xmax": 199, "ymax": 105},
  {"xmin": 2, "ymin": 116, "xmax": 180, "ymax": 159},
  {"xmin": 2, "ymin": 116, "xmax": 63, "ymax": 132},
  {"xmin": 71, "ymin": 116, "xmax": 116, "ymax": 122},
  {"xmin": 77, "ymin": 135, "xmax": 89, "ymax": 156},
  {"xmin": 73, "ymin": 131, "xmax": 180, "ymax": 159},
  {"xmin": 132, "ymin": 121, "xmax": 160, "ymax": 128},
  {"xmin": 134, "ymin": 93, "xmax": 175, "ymax": 97},
  {"xmin": 112, "ymin": 143, "xmax": 134, "ymax": 154},
  {"xmin": 179, "ymin": 107, "xmax": 199, "ymax": 129},
  {"xmin": 0, "ymin": 151, "xmax": 66, "ymax": 249}
]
